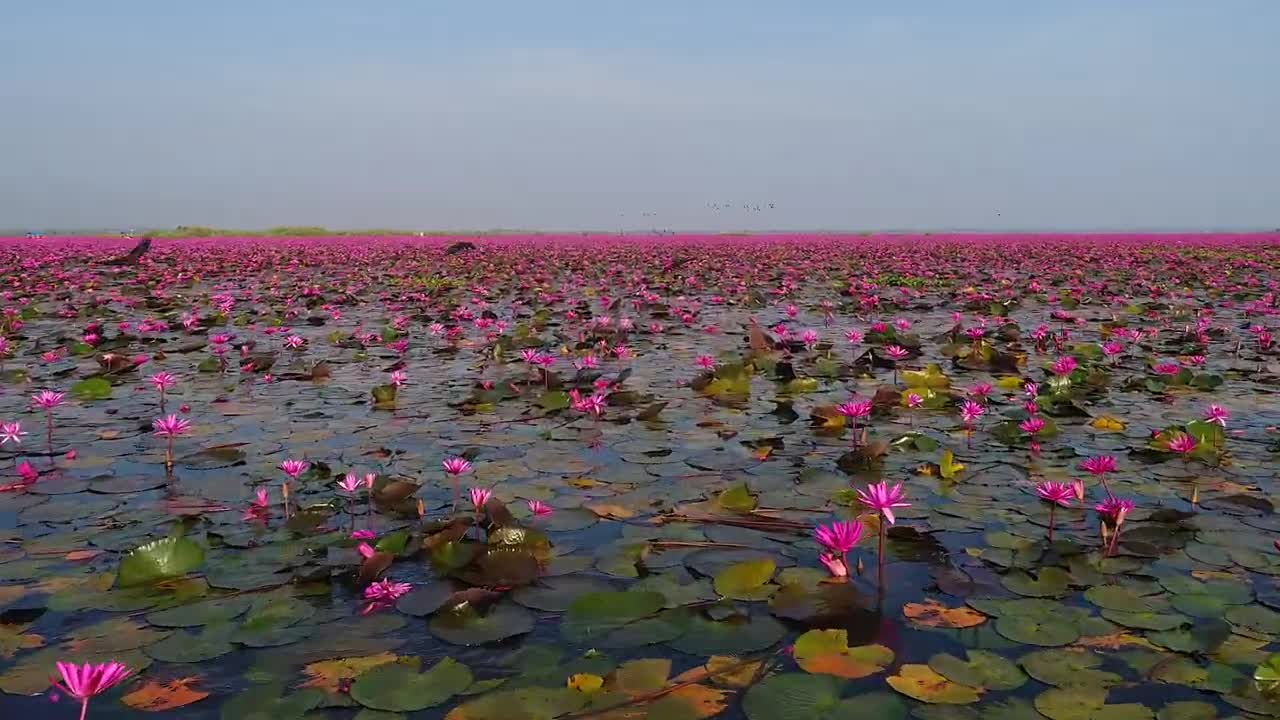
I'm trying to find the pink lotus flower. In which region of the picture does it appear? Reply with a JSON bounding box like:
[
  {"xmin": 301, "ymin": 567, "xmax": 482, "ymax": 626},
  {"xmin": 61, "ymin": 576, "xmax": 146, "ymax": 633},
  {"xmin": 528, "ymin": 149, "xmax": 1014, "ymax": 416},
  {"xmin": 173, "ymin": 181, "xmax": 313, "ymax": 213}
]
[
  {"xmin": 845, "ymin": 329, "xmax": 863, "ymax": 344},
  {"xmin": 836, "ymin": 400, "xmax": 872, "ymax": 420},
  {"xmin": 0, "ymin": 421, "xmax": 26, "ymax": 446},
  {"xmin": 357, "ymin": 542, "xmax": 376, "ymax": 559},
  {"xmin": 1019, "ymin": 417, "xmax": 1046, "ymax": 435},
  {"xmin": 819, "ymin": 553, "xmax": 848, "ymax": 579},
  {"xmin": 884, "ymin": 345, "xmax": 910, "ymax": 361},
  {"xmin": 284, "ymin": 335, "xmax": 306, "ymax": 350},
  {"xmin": 856, "ymin": 481, "xmax": 910, "ymax": 525},
  {"xmin": 390, "ymin": 370, "xmax": 407, "ymax": 387},
  {"xmin": 50, "ymin": 661, "xmax": 132, "ymax": 720},
  {"xmin": 361, "ymin": 579, "xmax": 413, "ymax": 614},
  {"xmin": 442, "ymin": 457, "xmax": 472, "ymax": 476},
  {"xmin": 350, "ymin": 529, "xmax": 375, "ymax": 540},
  {"xmin": 1050, "ymin": 356, "xmax": 1077, "ymax": 376},
  {"xmin": 1167, "ymin": 432, "xmax": 1197, "ymax": 456},
  {"xmin": 1071, "ymin": 478, "xmax": 1086, "ymax": 502},
  {"xmin": 527, "ymin": 500, "xmax": 553, "ymax": 517},
  {"xmin": 1095, "ymin": 496, "xmax": 1135, "ymax": 527},
  {"xmin": 1035, "ymin": 481, "xmax": 1074, "ymax": 507},
  {"xmin": 280, "ymin": 459, "xmax": 309, "ymax": 479},
  {"xmin": 469, "ymin": 487, "xmax": 492, "ymax": 510},
  {"xmin": 242, "ymin": 487, "xmax": 270, "ymax": 521},
  {"xmin": 959, "ymin": 400, "xmax": 985, "ymax": 424},
  {"xmin": 1078, "ymin": 455, "xmax": 1116, "ymax": 476},
  {"xmin": 31, "ymin": 390, "xmax": 65, "ymax": 410},
  {"xmin": 905, "ymin": 392, "xmax": 924, "ymax": 409},
  {"xmin": 814, "ymin": 521, "xmax": 866, "ymax": 554},
  {"xmin": 337, "ymin": 473, "xmax": 363, "ymax": 494},
  {"xmin": 695, "ymin": 355, "xmax": 716, "ymax": 370},
  {"xmin": 1203, "ymin": 404, "xmax": 1230, "ymax": 427},
  {"xmin": 148, "ymin": 371, "xmax": 177, "ymax": 392},
  {"xmin": 1152, "ymin": 362, "xmax": 1181, "ymax": 376},
  {"xmin": 151, "ymin": 414, "xmax": 191, "ymax": 438},
  {"xmin": 17, "ymin": 461, "xmax": 38, "ymax": 484}
]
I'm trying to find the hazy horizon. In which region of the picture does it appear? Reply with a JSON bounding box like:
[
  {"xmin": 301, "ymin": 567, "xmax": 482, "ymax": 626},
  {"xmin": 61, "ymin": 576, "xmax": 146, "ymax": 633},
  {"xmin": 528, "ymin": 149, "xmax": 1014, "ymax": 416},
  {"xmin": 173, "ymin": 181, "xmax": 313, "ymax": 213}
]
[{"xmin": 3, "ymin": 2, "xmax": 1278, "ymax": 232}]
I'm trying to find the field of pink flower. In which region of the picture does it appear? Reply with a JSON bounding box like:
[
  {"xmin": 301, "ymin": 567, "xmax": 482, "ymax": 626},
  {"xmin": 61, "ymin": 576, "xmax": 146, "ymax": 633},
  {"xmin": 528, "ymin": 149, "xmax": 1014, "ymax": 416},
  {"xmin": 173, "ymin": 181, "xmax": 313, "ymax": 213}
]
[{"xmin": 1, "ymin": 231, "xmax": 1280, "ymax": 719}]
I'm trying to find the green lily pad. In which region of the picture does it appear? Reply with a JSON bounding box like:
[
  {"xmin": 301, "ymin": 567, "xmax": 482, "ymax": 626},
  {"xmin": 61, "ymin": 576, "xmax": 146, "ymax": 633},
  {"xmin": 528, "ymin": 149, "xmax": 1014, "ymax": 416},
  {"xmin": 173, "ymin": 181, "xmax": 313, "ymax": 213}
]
[
  {"xmin": 232, "ymin": 596, "xmax": 316, "ymax": 646},
  {"xmin": 511, "ymin": 576, "xmax": 616, "ymax": 612},
  {"xmin": 561, "ymin": 590, "xmax": 666, "ymax": 644},
  {"xmin": 1019, "ymin": 648, "xmax": 1123, "ymax": 688},
  {"xmin": 118, "ymin": 535, "xmax": 206, "ymax": 587},
  {"xmin": 1085, "ymin": 586, "xmax": 1167, "ymax": 613},
  {"xmin": 1034, "ymin": 687, "xmax": 1153, "ymax": 720},
  {"xmin": 1101, "ymin": 610, "xmax": 1188, "ymax": 631},
  {"xmin": 631, "ymin": 573, "xmax": 717, "ymax": 608},
  {"xmin": 668, "ymin": 612, "xmax": 785, "ymax": 655},
  {"xmin": 218, "ymin": 683, "xmax": 325, "ymax": 720},
  {"xmin": 743, "ymin": 673, "xmax": 861, "ymax": 720},
  {"xmin": 793, "ymin": 629, "xmax": 894, "ymax": 679},
  {"xmin": 70, "ymin": 377, "xmax": 113, "ymax": 401},
  {"xmin": 1001, "ymin": 567, "xmax": 1071, "ymax": 598},
  {"xmin": 1156, "ymin": 701, "xmax": 1218, "ymax": 720},
  {"xmin": 146, "ymin": 596, "xmax": 254, "ymax": 627},
  {"xmin": 350, "ymin": 657, "xmax": 472, "ymax": 712},
  {"xmin": 430, "ymin": 603, "xmax": 534, "ymax": 646},
  {"xmin": 442, "ymin": 686, "xmax": 589, "ymax": 720},
  {"xmin": 1226, "ymin": 605, "xmax": 1280, "ymax": 639},
  {"xmin": 144, "ymin": 623, "xmax": 236, "ymax": 662},
  {"xmin": 887, "ymin": 664, "xmax": 982, "ymax": 704},
  {"xmin": 395, "ymin": 583, "xmax": 456, "ymax": 617},
  {"xmin": 713, "ymin": 558, "xmax": 776, "ymax": 601},
  {"xmin": 995, "ymin": 614, "xmax": 1079, "ymax": 647},
  {"xmin": 929, "ymin": 649, "xmax": 1026, "ymax": 691}
]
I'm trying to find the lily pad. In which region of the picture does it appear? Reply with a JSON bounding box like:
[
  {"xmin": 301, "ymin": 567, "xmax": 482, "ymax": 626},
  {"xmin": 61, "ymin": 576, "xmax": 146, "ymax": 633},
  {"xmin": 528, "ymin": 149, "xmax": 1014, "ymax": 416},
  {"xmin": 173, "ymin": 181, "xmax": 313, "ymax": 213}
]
[
  {"xmin": 929, "ymin": 650, "xmax": 1026, "ymax": 691},
  {"xmin": 118, "ymin": 535, "xmax": 206, "ymax": 587},
  {"xmin": 430, "ymin": 603, "xmax": 534, "ymax": 646},
  {"xmin": 351, "ymin": 657, "xmax": 473, "ymax": 712},
  {"xmin": 743, "ymin": 673, "xmax": 862, "ymax": 720},
  {"xmin": 793, "ymin": 629, "xmax": 894, "ymax": 679},
  {"xmin": 887, "ymin": 664, "xmax": 982, "ymax": 704},
  {"xmin": 713, "ymin": 558, "xmax": 776, "ymax": 601}
]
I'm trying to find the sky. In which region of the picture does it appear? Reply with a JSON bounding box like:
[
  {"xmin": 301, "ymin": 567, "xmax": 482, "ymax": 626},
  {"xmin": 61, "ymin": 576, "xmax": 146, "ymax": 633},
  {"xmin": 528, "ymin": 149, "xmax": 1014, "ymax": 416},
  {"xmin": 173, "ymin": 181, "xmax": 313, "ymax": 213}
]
[{"xmin": 2, "ymin": 1, "xmax": 1278, "ymax": 232}]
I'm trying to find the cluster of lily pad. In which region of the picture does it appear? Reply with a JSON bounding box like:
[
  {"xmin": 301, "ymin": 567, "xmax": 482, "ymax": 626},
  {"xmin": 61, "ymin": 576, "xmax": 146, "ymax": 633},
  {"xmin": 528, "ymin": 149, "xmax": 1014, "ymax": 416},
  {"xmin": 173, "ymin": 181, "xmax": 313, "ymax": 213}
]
[{"xmin": 0, "ymin": 232, "xmax": 1279, "ymax": 719}]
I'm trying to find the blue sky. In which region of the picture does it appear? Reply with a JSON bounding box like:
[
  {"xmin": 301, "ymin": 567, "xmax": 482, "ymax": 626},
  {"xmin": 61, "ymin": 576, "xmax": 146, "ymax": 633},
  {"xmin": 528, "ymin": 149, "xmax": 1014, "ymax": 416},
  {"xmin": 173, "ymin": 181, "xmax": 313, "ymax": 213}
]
[{"xmin": 2, "ymin": 2, "xmax": 1277, "ymax": 231}]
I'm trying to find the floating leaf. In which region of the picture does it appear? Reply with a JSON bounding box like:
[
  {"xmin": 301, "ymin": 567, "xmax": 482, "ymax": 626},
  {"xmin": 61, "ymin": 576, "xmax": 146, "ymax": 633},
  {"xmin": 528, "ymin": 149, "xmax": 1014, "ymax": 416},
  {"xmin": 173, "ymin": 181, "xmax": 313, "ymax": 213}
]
[
  {"xmin": 218, "ymin": 683, "xmax": 325, "ymax": 720},
  {"xmin": 742, "ymin": 673, "xmax": 862, "ymax": 720},
  {"xmin": 1090, "ymin": 416, "xmax": 1126, "ymax": 431},
  {"xmin": 887, "ymin": 664, "xmax": 981, "ymax": 704},
  {"xmin": 70, "ymin": 377, "xmax": 113, "ymax": 400},
  {"xmin": 793, "ymin": 629, "xmax": 894, "ymax": 679},
  {"xmin": 929, "ymin": 650, "xmax": 1025, "ymax": 691},
  {"xmin": 904, "ymin": 599, "xmax": 987, "ymax": 629},
  {"xmin": 121, "ymin": 677, "xmax": 210, "ymax": 712},
  {"xmin": 713, "ymin": 558, "xmax": 776, "ymax": 601},
  {"xmin": 0, "ymin": 624, "xmax": 43, "ymax": 658},
  {"xmin": 350, "ymin": 657, "xmax": 472, "ymax": 712},
  {"xmin": 118, "ymin": 536, "xmax": 206, "ymax": 587},
  {"xmin": 430, "ymin": 603, "xmax": 534, "ymax": 646},
  {"xmin": 718, "ymin": 484, "xmax": 758, "ymax": 513},
  {"xmin": 300, "ymin": 653, "xmax": 403, "ymax": 693},
  {"xmin": 566, "ymin": 673, "xmax": 604, "ymax": 693},
  {"xmin": 1001, "ymin": 567, "xmax": 1071, "ymax": 598},
  {"xmin": 1019, "ymin": 648, "xmax": 1123, "ymax": 688},
  {"xmin": 939, "ymin": 450, "xmax": 965, "ymax": 480}
]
